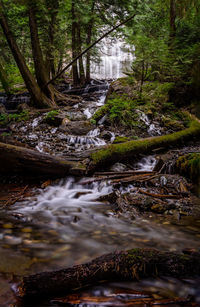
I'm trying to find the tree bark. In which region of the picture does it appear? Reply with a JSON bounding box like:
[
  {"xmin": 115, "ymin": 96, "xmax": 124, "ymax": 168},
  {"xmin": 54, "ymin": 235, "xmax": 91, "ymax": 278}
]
[
  {"xmin": 0, "ymin": 58, "xmax": 11, "ymax": 95},
  {"xmin": 86, "ymin": 0, "xmax": 95, "ymax": 83},
  {"xmin": 0, "ymin": 142, "xmax": 86, "ymax": 178},
  {"xmin": 71, "ymin": 1, "xmax": 79, "ymax": 86},
  {"xmin": 0, "ymin": 3, "xmax": 53, "ymax": 108},
  {"xmin": 17, "ymin": 248, "xmax": 200, "ymax": 300},
  {"xmin": 28, "ymin": 2, "xmax": 57, "ymax": 104},
  {"xmin": 77, "ymin": 22, "xmax": 86, "ymax": 85}
]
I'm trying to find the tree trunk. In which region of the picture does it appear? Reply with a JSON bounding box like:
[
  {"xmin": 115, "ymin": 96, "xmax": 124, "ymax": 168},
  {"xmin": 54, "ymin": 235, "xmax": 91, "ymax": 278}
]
[
  {"xmin": 77, "ymin": 22, "xmax": 86, "ymax": 85},
  {"xmin": 0, "ymin": 3, "xmax": 53, "ymax": 108},
  {"xmin": 45, "ymin": 0, "xmax": 58, "ymax": 79},
  {"xmin": 28, "ymin": 3, "xmax": 57, "ymax": 104},
  {"xmin": 169, "ymin": 0, "xmax": 176, "ymax": 47},
  {"xmin": 17, "ymin": 248, "xmax": 200, "ymax": 300},
  {"xmin": 71, "ymin": 1, "xmax": 79, "ymax": 86},
  {"xmin": 89, "ymin": 113, "xmax": 200, "ymax": 171},
  {"xmin": 0, "ymin": 59, "xmax": 11, "ymax": 95},
  {"xmin": 86, "ymin": 1, "xmax": 95, "ymax": 83},
  {"xmin": 0, "ymin": 142, "xmax": 86, "ymax": 178}
]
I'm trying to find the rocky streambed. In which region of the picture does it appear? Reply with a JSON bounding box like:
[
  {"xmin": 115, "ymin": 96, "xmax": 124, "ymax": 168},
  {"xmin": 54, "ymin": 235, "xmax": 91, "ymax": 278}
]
[{"xmin": 0, "ymin": 80, "xmax": 200, "ymax": 306}]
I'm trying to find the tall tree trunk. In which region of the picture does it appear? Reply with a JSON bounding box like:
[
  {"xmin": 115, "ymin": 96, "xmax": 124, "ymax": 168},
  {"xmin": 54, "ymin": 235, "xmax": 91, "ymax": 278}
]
[
  {"xmin": 28, "ymin": 2, "xmax": 57, "ymax": 103},
  {"xmin": 0, "ymin": 59, "xmax": 11, "ymax": 95},
  {"xmin": 0, "ymin": 3, "xmax": 53, "ymax": 108},
  {"xmin": 77, "ymin": 22, "xmax": 86, "ymax": 85},
  {"xmin": 169, "ymin": 0, "xmax": 176, "ymax": 47},
  {"xmin": 71, "ymin": 1, "xmax": 79, "ymax": 86},
  {"xmin": 45, "ymin": 0, "xmax": 58, "ymax": 79},
  {"xmin": 86, "ymin": 1, "xmax": 95, "ymax": 84}
]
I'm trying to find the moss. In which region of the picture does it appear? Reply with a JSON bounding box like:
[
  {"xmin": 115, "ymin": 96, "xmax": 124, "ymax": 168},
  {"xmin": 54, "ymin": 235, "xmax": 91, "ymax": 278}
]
[
  {"xmin": 176, "ymin": 153, "xmax": 200, "ymax": 180},
  {"xmin": 92, "ymin": 104, "xmax": 110, "ymax": 122},
  {"xmin": 90, "ymin": 113, "xmax": 200, "ymax": 168},
  {"xmin": 113, "ymin": 136, "xmax": 130, "ymax": 144}
]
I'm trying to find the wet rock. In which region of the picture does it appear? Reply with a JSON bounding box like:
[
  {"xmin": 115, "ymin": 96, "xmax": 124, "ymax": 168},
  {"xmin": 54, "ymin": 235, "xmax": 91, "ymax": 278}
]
[
  {"xmin": 45, "ymin": 114, "xmax": 65, "ymax": 127},
  {"xmin": 59, "ymin": 121, "xmax": 94, "ymax": 135},
  {"xmin": 100, "ymin": 131, "xmax": 114, "ymax": 141},
  {"xmin": 110, "ymin": 163, "xmax": 128, "ymax": 172}
]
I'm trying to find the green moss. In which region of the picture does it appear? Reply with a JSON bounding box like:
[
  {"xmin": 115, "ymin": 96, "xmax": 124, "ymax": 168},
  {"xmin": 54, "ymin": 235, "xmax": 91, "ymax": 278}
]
[
  {"xmin": 113, "ymin": 136, "xmax": 130, "ymax": 144},
  {"xmin": 177, "ymin": 153, "xmax": 200, "ymax": 179},
  {"xmin": 90, "ymin": 113, "xmax": 200, "ymax": 168}
]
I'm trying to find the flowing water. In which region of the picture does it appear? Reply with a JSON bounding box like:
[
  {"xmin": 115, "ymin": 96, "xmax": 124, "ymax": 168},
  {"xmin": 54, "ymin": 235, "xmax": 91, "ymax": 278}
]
[{"xmin": 91, "ymin": 38, "xmax": 135, "ymax": 80}]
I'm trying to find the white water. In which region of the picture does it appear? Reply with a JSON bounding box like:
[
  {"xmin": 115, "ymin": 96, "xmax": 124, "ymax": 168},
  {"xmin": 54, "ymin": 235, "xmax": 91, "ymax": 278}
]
[
  {"xmin": 8, "ymin": 176, "xmax": 200, "ymax": 265},
  {"xmin": 136, "ymin": 156, "xmax": 157, "ymax": 172},
  {"xmin": 91, "ymin": 38, "xmax": 135, "ymax": 80}
]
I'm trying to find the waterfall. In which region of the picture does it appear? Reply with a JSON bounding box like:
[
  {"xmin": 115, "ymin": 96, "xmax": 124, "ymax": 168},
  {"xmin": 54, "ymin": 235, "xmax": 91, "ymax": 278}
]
[{"xmin": 91, "ymin": 38, "xmax": 135, "ymax": 80}]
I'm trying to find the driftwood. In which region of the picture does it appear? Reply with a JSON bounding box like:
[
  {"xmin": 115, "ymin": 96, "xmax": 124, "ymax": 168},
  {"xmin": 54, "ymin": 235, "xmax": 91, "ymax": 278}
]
[
  {"xmin": 17, "ymin": 248, "xmax": 200, "ymax": 300},
  {"xmin": 0, "ymin": 142, "xmax": 86, "ymax": 178}
]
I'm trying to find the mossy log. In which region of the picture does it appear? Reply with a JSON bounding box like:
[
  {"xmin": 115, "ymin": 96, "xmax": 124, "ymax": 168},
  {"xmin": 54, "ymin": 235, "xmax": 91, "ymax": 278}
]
[
  {"xmin": 17, "ymin": 248, "xmax": 200, "ymax": 300},
  {"xmin": 89, "ymin": 113, "xmax": 200, "ymax": 171},
  {"xmin": 0, "ymin": 142, "xmax": 86, "ymax": 178}
]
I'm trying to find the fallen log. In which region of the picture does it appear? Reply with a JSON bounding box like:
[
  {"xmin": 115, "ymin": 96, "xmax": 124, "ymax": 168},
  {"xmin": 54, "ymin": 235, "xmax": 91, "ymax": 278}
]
[
  {"xmin": 16, "ymin": 248, "xmax": 200, "ymax": 300},
  {"xmin": 0, "ymin": 142, "xmax": 86, "ymax": 178},
  {"xmin": 89, "ymin": 113, "xmax": 200, "ymax": 171}
]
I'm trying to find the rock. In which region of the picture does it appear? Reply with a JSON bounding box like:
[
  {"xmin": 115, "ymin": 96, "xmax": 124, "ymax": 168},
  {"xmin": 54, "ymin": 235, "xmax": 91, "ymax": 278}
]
[
  {"xmin": 59, "ymin": 121, "xmax": 94, "ymax": 135},
  {"xmin": 45, "ymin": 114, "xmax": 65, "ymax": 127},
  {"xmin": 17, "ymin": 103, "xmax": 31, "ymax": 112},
  {"xmin": 110, "ymin": 163, "xmax": 128, "ymax": 172},
  {"xmin": 0, "ymin": 104, "xmax": 6, "ymax": 114},
  {"xmin": 100, "ymin": 131, "xmax": 113, "ymax": 141}
]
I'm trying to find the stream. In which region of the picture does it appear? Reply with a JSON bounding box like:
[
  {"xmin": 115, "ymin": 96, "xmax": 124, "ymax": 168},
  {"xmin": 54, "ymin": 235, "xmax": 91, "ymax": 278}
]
[{"xmin": 0, "ymin": 41, "xmax": 200, "ymax": 306}]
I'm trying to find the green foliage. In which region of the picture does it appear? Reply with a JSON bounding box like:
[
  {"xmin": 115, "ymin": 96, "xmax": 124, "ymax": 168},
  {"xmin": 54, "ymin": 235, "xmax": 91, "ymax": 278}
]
[
  {"xmin": 45, "ymin": 110, "xmax": 59, "ymax": 121},
  {"xmin": 0, "ymin": 111, "xmax": 29, "ymax": 126}
]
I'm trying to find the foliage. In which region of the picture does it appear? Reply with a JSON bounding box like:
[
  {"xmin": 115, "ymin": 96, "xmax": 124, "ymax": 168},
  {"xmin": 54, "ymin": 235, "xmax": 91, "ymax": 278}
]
[
  {"xmin": 0, "ymin": 111, "xmax": 29, "ymax": 126},
  {"xmin": 45, "ymin": 110, "xmax": 59, "ymax": 121}
]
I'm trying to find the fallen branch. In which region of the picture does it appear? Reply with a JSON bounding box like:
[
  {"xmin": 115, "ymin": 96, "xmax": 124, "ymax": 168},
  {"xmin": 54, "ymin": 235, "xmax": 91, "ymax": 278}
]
[
  {"xmin": 16, "ymin": 248, "xmax": 200, "ymax": 300},
  {"xmin": 138, "ymin": 189, "xmax": 181, "ymax": 199}
]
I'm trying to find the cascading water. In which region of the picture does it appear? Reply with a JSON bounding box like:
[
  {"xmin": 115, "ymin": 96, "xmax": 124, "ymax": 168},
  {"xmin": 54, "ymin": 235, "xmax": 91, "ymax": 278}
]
[{"xmin": 91, "ymin": 38, "xmax": 135, "ymax": 80}]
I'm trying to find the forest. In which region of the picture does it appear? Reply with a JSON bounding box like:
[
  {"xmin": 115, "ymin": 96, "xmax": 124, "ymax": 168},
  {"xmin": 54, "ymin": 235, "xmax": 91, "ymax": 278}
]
[{"xmin": 0, "ymin": 0, "xmax": 200, "ymax": 306}]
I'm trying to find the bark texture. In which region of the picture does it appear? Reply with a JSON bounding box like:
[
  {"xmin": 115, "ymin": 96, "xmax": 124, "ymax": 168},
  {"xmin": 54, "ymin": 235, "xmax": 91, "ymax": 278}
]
[
  {"xmin": 0, "ymin": 142, "xmax": 85, "ymax": 177},
  {"xmin": 17, "ymin": 248, "xmax": 200, "ymax": 300}
]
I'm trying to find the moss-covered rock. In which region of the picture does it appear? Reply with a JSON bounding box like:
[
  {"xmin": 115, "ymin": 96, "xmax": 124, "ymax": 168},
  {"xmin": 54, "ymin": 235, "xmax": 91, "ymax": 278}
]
[{"xmin": 176, "ymin": 153, "xmax": 200, "ymax": 180}]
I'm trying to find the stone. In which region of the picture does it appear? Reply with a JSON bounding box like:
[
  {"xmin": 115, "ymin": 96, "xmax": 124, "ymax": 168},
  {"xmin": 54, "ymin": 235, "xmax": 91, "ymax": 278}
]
[
  {"xmin": 110, "ymin": 162, "xmax": 128, "ymax": 172},
  {"xmin": 59, "ymin": 121, "xmax": 94, "ymax": 135}
]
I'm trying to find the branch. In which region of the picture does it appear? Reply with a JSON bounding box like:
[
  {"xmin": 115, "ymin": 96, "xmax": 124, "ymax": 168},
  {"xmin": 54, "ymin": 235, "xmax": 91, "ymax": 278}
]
[{"xmin": 44, "ymin": 14, "xmax": 136, "ymax": 87}]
